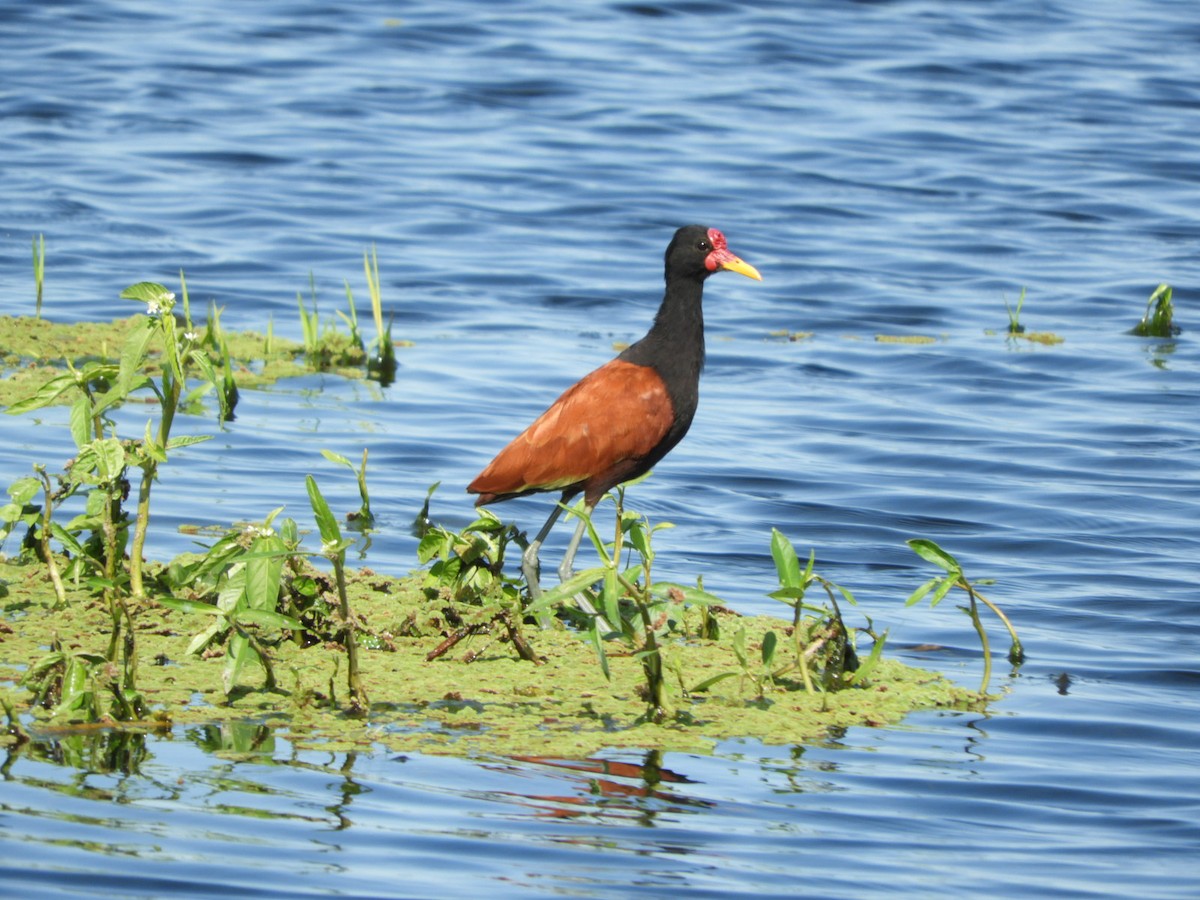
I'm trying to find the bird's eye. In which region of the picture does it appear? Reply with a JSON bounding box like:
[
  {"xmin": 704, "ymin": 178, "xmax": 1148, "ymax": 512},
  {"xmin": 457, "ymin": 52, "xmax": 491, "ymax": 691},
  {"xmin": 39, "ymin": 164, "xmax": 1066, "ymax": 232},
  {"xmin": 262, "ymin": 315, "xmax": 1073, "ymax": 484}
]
[{"xmin": 697, "ymin": 240, "xmax": 711, "ymax": 252}]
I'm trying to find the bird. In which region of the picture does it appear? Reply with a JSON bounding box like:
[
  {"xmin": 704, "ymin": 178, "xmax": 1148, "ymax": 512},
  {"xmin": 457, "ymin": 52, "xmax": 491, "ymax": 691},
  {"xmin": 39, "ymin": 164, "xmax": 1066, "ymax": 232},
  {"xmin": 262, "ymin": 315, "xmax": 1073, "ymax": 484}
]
[{"xmin": 467, "ymin": 224, "xmax": 762, "ymax": 603}]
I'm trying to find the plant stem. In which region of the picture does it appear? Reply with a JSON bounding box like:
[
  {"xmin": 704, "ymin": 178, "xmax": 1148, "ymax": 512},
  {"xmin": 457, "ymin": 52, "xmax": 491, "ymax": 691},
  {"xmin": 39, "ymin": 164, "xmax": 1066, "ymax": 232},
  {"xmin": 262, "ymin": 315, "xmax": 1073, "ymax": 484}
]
[
  {"xmin": 333, "ymin": 557, "xmax": 368, "ymax": 714},
  {"xmin": 129, "ymin": 358, "xmax": 181, "ymax": 598},
  {"xmin": 964, "ymin": 589, "xmax": 992, "ymax": 694},
  {"xmin": 34, "ymin": 467, "xmax": 68, "ymax": 609},
  {"xmin": 969, "ymin": 585, "xmax": 1024, "ymax": 664}
]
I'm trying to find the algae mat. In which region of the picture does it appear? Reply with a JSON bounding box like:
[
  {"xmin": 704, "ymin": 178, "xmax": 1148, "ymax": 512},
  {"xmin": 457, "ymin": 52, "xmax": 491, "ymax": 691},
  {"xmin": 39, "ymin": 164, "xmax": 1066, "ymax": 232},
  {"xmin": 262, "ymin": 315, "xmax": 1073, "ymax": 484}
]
[{"xmin": 0, "ymin": 560, "xmax": 975, "ymax": 758}]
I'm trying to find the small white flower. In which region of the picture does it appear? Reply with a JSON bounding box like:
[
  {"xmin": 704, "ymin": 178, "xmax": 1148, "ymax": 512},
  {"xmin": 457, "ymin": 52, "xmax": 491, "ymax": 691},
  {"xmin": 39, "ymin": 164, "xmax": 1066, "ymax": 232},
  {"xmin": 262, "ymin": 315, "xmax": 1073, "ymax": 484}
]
[
  {"xmin": 183, "ymin": 331, "xmax": 198, "ymax": 343},
  {"xmin": 145, "ymin": 299, "xmax": 162, "ymax": 316}
]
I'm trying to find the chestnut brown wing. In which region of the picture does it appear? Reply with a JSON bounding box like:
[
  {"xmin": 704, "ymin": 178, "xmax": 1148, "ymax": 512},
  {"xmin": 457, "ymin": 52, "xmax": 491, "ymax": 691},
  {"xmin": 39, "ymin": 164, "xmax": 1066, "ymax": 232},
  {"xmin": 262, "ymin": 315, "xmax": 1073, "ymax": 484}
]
[{"xmin": 468, "ymin": 359, "xmax": 675, "ymax": 504}]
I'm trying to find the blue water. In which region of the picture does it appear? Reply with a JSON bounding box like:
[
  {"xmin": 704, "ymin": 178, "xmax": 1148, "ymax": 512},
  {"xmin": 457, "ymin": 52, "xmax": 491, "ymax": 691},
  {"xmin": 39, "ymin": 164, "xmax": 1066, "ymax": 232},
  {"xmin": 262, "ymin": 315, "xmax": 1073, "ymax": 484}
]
[{"xmin": 3, "ymin": 0, "xmax": 1200, "ymax": 897}]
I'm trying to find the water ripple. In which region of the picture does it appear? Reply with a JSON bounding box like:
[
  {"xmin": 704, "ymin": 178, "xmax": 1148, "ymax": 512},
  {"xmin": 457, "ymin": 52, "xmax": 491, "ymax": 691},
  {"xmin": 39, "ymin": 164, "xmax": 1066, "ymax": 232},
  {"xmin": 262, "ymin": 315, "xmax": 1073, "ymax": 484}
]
[{"xmin": 3, "ymin": 0, "xmax": 1200, "ymax": 897}]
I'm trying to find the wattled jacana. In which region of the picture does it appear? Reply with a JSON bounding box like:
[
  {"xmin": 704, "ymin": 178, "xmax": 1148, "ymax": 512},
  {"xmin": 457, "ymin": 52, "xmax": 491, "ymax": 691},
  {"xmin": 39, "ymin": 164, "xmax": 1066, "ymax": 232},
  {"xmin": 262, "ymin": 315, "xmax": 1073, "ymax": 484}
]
[{"xmin": 468, "ymin": 224, "xmax": 761, "ymax": 600}]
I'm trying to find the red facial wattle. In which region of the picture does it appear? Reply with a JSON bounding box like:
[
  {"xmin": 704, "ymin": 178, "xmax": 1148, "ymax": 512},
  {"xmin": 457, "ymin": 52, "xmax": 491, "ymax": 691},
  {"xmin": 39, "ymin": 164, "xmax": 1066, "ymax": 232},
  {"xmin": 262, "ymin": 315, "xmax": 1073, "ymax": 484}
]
[{"xmin": 704, "ymin": 227, "xmax": 762, "ymax": 280}]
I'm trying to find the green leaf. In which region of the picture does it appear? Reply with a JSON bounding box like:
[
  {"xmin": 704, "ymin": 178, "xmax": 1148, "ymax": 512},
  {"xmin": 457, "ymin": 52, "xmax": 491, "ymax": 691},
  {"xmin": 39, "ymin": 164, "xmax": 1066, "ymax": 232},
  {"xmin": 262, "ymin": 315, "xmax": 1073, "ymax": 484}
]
[
  {"xmin": 59, "ymin": 657, "xmax": 94, "ymax": 718},
  {"xmin": 846, "ymin": 628, "xmax": 888, "ymax": 686},
  {"xmin": 305, "ymin": 475, "xmax": 342, "ymax": 546},
  {"xmin": 232, "ymin": 607, "xmax": 304, "ymax": 631},
  {"xmin": 573, "ymin": 502, "xmax": 611, "ymax": 564},
  {"xmin": 5, "ymin": 373, "xmax": 77, "ymax": 416},
  {"xmin": 0, "ymin": 502, "xmax": 25, "ymax": 527},
  {"xmin": 770, "ymin": 528, "xmax": 803, "ymax": 590},
  {"xmin": 190, "ymin": 350, "xmax": 219, "ymax": 385},
  {"xmin": 761, "ymin": 630, "xmax": 778, "ymax": 666},
  {"xmin": 907, "ymin": 538, "xmax": 962, "ymax": 574},
  {"xmin": 586, "ymin": 617, "xmax": 610, "ymax": 681},
  {"xmin": 69, "ymin": 395, "xmax": 91, "ymax": 448},
  {"xmin": 245, "ymin": 535, "xmax": 284, "ymax": 612},
  {"xmin": 601, "ymin": 567, "xmax": 621, "ymax": 631},
  {"xmin": 165, "ymin": 435, "xmax": 213, "ymax": 451},
  {"xmin": 690, "ymin": 671, "xmax": 738, "ymax": 693},
  {"xmin": 118, "ymin": 315, "xmax": 158, "ymax": 395},
  {"xmin": 216, "ymin": 565, "xmax": 247, "ymax": 614},
  {"xmin": 321, "ymin": 448, "xmax": 352, "ymax": 468},
  {"xmin": 8, "ymin": 477, "xmax": 41, "ymax": 506},
  {"xmin": 140, "ymin": 419, "xmax": 167, "ymax": 464},
  {"xmin": 525, "ymin": 566, "xmax": 607, "ymax": 615},
  {"xmin": 120, "ymin": 281, "xmax": 174, "ymax": 304},
  {"xmin": 223, "ymin": 630, "xmax": 254, "ymax": 695},
  {"xmin": 768, "ymin": 586, "xmax": 808, "ymax": 602},
  {"xmin": 929, "ymin": 574, "xmax": 959, "ymax": 607},
  {"xmin": 185, "ymin": 621, "xmax": 223, "ymax": 656},
  {"xmin": 416, "ymin": 529, "xmax": 450, "ymax": 564},
  {"xmin": 49, "ymin": 521, "xmax": 89, "ymax": 559},
  {"xmin": 905, "ymin": 576, "xmax": 939, "ymax": 607},
  {"xmin": 99, "ymin": 437, "xmax": 127, "ymax": 481},
  {"xmin": 627, "ymin": 517, "xmax": 652, "ymax": 560},
  {"xmin": 834, "ymin": 582, "xmax": 857, "ymax": 607}
]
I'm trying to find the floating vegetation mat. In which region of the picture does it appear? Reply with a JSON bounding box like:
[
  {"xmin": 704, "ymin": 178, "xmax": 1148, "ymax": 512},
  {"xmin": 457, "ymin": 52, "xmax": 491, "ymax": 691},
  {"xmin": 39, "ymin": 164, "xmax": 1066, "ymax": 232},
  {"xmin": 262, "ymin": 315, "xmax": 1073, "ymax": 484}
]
[{"xmin": 0, "ymin": 559, "xmax": 976, "ymax": 757}]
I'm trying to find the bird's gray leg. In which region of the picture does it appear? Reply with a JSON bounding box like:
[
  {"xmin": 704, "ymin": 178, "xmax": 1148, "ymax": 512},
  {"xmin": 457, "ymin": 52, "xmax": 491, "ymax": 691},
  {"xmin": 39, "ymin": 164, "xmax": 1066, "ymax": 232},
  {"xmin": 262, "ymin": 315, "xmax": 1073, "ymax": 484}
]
[
  {"xmin": 557, "ymin": 502, "xmax": 612, "ymax": 629},
  {"xmin": 557, "ymin": 504, "xmax": 593, "ymax": 584},
  {"xmin": 522, "ymin": 503, "xmax": 565, "ymax": 601}
]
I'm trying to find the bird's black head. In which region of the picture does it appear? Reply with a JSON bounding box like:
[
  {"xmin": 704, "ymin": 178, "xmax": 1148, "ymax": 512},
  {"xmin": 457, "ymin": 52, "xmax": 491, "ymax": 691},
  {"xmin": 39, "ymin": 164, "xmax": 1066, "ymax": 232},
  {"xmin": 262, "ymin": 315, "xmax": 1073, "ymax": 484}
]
[{"xmin": 664, "ymin": 225, "xmax": 762, "ymax": 283}]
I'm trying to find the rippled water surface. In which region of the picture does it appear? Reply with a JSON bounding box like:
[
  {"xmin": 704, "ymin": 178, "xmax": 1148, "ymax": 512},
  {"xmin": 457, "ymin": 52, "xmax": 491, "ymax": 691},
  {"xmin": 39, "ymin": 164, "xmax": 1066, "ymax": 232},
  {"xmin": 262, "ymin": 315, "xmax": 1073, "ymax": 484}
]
[{"xmin": 3, "ymin": 1, "xmax": 1200, "ymax": 897}]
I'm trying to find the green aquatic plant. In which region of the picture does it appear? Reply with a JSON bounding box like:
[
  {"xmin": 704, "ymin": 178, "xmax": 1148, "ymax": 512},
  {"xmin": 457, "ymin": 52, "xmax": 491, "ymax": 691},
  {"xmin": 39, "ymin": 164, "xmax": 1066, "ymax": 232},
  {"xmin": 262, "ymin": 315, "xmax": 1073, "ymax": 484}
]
[
  {"xmin": 1005, "ymin": 287, "xmax": 1026, "ymax": 334},
  {"xmin": 905, "ymin": 538, "xmax": 1023, "ymax": 694},
  {"xmin": 362, "ymin": 244, "xmax": 397, "ymax": 383},
  {"xmin": 306, "ymin": 475, "xmax": 368, "ymax": 714},
  {"xmin": 321, "ymin": 448, "xmax": 374, "ymax": 527},
  {"xmin": 530, "ymin": 487, "xmax": 726, "ymax": 723},
  {"xmin": 416, "ymin": 494, "xmax": 540, "ymax": 664},
  {"xmin": 296, "ymin": 272, "xmax": 368, "ymax": 370},
  {"xmin": 766, "ymin": 528, "xmax": 881, "ymax": 691},
  {"xmin": 32, "ymin": 234, "xmax": 45, "ymax": 320},
  {"xmin": 4, "ymin": 278, "xmax": 234, "ymax": 719},
  {"xmin": 116, "ymin": 281, "xmax": 216, "ymax": 599},
  {"xmin": 337, "ymin": 279, "xmax": 364, "ymax": 352},
  {"xmin": 297, "ymin": 274, "xmax": 321, "ymax": 358},
  {"xmin": 158, "ymin": 509, "xmax": 305, "ymax": 698},
  {"xmin": 0, "ymin": 474, "xmax": 42, "ymax": 563},
  {"xmin": 1132, "ymin": 283, "xmax": 1177, "ymax": 337},
  {"xmin": 20, "ymin": 637, "xmax": 144, "ymax": 723},
  {"xmin": 691, "ymin": 529, "xmax": 880, "ymax": 701}
]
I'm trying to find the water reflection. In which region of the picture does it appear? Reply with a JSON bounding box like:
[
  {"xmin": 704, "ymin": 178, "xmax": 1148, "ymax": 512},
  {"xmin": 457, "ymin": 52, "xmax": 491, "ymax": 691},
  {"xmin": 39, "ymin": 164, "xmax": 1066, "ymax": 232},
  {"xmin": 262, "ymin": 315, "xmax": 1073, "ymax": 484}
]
[
  {"xmin": 493, "ymin": 751, "xmax": 711, "ymax": 825},
  {"xmin": 4, "ymin": 728, "xmax": 152, "ymax": 781}
]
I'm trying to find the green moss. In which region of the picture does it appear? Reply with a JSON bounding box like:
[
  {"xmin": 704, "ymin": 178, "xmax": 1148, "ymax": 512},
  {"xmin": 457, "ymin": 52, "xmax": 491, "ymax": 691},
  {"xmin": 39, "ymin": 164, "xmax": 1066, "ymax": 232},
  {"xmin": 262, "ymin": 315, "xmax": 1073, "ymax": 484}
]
[
  {"xmin": 0, "ymin": 559, "xmax": 978, "ymax": 758},
  {"xmin": 0, "ymin": 314, "xmax": 375, "ymax": 409}
]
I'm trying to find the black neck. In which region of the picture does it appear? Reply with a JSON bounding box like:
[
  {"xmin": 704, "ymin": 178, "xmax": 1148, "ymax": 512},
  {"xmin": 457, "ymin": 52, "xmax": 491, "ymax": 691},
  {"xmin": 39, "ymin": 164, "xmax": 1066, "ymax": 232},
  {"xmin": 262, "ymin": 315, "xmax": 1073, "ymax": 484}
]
[{"xmin": 619, "ymin": 275, "xmax": 706, "ymax": 423}]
